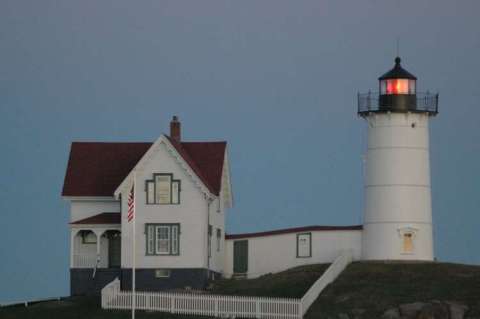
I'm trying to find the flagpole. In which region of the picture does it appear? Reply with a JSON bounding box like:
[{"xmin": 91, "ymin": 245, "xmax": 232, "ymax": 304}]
[{"xmin": 132, "ymin": 171, "xmax": 136, "ymax": 319}]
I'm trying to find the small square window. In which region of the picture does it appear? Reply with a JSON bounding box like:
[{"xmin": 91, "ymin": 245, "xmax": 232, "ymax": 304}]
[{"xmin": 155, "ymin": 269, "xmax": 171, "ymax": 278}]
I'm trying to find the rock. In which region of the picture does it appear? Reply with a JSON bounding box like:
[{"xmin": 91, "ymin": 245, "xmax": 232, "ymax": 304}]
[
  {"xmin": 338, "ymin": 313, "xmax": 350, "ymax": 319},
  {"xmin": 416, "ymin": 302, "xmax": 449, "ymax": 319},
  {"xmin": 352, "ymin": 308, "xmax": 366, "ymax": 316},
  {"xmin": 431, "ymin": 301, "xmax": 450, "ymax": 319},
  {"xmin": 399, "ymin": 302, "xmax": 427, "ymax": 318},
  {"xmin": 335, "ymin": 295, "xmax": 351, "ymax": 303},
  {"xmin": 382, "ymin": 308, "xmax": 401, "ymax": 319},
  {"xmin": 446, "ymin": 301, "xmax": 469, "ymax": 319},
  {"xmin": 416, "ymin": 304, "xmax": 435, "ymax": 319}
]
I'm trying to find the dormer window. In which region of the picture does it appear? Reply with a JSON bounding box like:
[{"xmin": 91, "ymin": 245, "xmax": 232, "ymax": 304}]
[{"xmin": 146, "ymin": 173, "xmax": 181, "ymax": 204}]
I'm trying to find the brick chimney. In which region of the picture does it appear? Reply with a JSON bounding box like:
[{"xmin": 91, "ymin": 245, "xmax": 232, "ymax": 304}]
[{"xmin": 170, "ymin": 116, "xmax": 181, "ymax": 142}]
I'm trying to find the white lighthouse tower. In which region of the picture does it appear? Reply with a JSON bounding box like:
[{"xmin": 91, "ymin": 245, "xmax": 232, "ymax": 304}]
[{"xmin": 358, "ymin": 57, "xmax": 439, "ymax": 261}]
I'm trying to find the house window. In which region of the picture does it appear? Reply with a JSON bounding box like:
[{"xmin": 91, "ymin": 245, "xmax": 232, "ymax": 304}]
[
  {"xmin": 156, "ymin": 226, "xmax": 170, "ymax": 254},
  {"xmin": 145, "ymin": 173, "xmax": 180, "ymax": 205},
  {"xmin": 216, "ymin": 229, "xmax": 222, "ymax": 252},
  {"xmin": 81, "ymin": 231, "xmax": 97, "ymax": 244},
  {"xmin": 297, "ymin": 233, "xmax": 311, "ymax": 258},
  {"xmin": 146, "ymin": 224, "xmax": 180, "ymax": 255}
]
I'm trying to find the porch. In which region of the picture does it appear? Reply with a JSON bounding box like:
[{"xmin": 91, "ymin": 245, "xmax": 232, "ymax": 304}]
[{"xmin": 70, "ymin": 213, "xmax": 121, "ymax": 269}]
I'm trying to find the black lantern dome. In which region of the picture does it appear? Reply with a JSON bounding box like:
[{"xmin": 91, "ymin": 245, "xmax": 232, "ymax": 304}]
[
  {"xmin": 379, "ymin": 57, "xmax": 417, "ymax": 81},
  {"xmin": 357, "ymin": 57, "xmax": 438, "ymax": 116}
]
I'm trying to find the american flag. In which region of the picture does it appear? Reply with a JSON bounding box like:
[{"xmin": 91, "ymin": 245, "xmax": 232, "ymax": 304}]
[{"xmin": 127, "ymin": 185, "xmax": 135, "ymax": 222}]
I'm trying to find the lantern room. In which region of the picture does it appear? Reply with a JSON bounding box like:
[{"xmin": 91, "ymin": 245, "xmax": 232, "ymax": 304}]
[
  {"xmin": 378, "ymin": 57, "xmax": 417, "ymax": 112},
  {"xmin": 357, "ymin": 56, "xmax": 438, "ymax": 116},
  {"xmin": 379, "ymin": 57, "xmax": 417, "ymax": 94}
]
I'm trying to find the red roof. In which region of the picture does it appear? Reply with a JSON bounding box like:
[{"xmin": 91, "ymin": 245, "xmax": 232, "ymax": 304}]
[
  {"xmin": 225, "ymin": 225, "xmax": 363, "ymax": 240},
  {"xmin": 62, "ymin": 137, "xmax": 226, "ymax": 197},
  {"xmin": 70, "ymin": 212, "xmax": 121, "ymax": 225}
]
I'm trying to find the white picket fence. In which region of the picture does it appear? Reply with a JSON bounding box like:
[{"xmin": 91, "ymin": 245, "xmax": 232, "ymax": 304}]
[{"xmin": 101, "ymin": 251, "xmax": 352, "ymax": 318}]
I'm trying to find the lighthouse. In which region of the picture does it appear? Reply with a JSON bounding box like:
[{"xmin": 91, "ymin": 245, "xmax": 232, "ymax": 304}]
[{"xmin": 358, "ymin": 57, "xmax": 439, "ymax": 260}]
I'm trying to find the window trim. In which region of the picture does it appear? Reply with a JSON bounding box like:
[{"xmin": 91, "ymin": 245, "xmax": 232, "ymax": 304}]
[
  {"xmin": 296, "ymin": 232, "xmax": 312, "ymax": 258},
  {"xmin": 146, "ymin": 180, "xmax": 155, "ymax": 204},
  {"xmin": 145, "ymin": 173, "xmax": 181, "ymax": 205},
  {"xmin": 145, "ymin": 223, "xmax": 180, "ymax": 256}
]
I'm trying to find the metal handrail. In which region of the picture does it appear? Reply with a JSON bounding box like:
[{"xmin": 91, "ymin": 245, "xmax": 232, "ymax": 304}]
[{"xmin": 357, "ymin": 91, "xmax": 439, "ymax": 115}]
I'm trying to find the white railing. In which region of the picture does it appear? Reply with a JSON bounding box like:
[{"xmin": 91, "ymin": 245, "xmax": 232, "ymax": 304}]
[
  {"xmin": 101, "ymin": 251, "xmax": 353, "ymax": 318},
  {"xmin": 300, "ymin": 250, "xmax": 353, "ymax": 316},
  {"xmin": 102, "ymin": 279, "xmax": 300, "ymax": 319},
  {"xmin": 73, "ymin": 254, "xmax": 97, "ymax": 268}
]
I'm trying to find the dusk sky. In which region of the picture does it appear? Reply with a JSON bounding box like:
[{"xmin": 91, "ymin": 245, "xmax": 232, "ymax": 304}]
[{"xmin": 1, "ymin": 0, "xmax": 479, "ymax": 303}]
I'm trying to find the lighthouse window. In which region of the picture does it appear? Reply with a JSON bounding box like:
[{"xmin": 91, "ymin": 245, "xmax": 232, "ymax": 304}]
[
  {"xmin": 381, "ymin": 79, "xmax": 414, "ymax": 95},
  {"xmin": 403, "ymin": 233, "xmax": 414, "ymax": 253},
  {"xmin": 409, "ymin": 80, "xmax": 416, "ymax": 94}
]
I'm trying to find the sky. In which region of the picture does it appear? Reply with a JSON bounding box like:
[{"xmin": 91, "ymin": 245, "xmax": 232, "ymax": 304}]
[{"xmin": 0, "ymin": 0, "xmax": 479, "ymax": 304}]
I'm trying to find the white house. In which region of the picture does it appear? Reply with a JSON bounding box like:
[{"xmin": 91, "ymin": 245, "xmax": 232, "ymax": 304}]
[
  {"xmin": 63, "ymin": 116, "xmax": 233, "ymax": 295},
  {"xmin": 62, "ymin": 57, "xmax": 438, "ymax": 296}
]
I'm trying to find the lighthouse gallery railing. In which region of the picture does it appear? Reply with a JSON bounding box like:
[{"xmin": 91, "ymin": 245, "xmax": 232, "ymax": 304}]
[{"xmin": 357, "ymin": 92, "xmax": 438, "ymax": 115}]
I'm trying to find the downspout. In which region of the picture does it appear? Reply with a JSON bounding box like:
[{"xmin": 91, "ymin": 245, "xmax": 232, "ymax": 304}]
[{"xmin": 206, "ymin": 196, "xmax": 213, "ymax": 271}]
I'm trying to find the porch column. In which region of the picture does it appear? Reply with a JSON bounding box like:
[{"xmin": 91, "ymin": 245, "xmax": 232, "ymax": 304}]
[
  {"xmin": 70, "ymin": 229, "xmax": 80, "ymax": 268},
  {"xmin": 93, "ymin": 229, "xmax": 106, "ymax": 268}
]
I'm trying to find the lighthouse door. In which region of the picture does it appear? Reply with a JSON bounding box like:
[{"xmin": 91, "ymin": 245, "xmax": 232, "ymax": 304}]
[{"xmin": 233, "ymin": 240, "xmax": 248, "ymax": 274}]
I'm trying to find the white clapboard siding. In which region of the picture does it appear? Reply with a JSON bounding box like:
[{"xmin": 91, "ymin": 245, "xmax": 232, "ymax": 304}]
[{"xmin": 102, "ymin": 251, "xmax": 352, "ymax": 319}]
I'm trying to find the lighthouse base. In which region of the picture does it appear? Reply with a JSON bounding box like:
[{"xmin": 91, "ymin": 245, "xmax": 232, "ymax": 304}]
[{"xmin": 361, "ymin": 223, "xmax": 434, "ymax": 261}]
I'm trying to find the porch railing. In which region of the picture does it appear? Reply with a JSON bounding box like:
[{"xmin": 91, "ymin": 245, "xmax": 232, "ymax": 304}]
[
  {"xmin": 101, "ymin": 251, "xmax": 353, "ymax": 318},
  {"xmin": 73, "ymin": 254, "xmax": 97, "ymax": 268}
]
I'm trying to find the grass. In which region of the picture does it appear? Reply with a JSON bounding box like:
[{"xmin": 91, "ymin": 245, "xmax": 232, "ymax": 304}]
[
  {"xmin": 305, "ymin": 261, "xmax": 480, "ymax": 318},
  {"xmin": 2, "ymin": 262, "xmax": 479, "ymax": 319},
  {"xmin": 210, "ymin": 263, "xmax": 331, "ymax": 298},
  {"xmin": 0, "ymin": 263, "xmax": 329, "ymax": 319},
  {"xmin": 0, "ymin": 296, "xmax": 208, "ymax": 319}
]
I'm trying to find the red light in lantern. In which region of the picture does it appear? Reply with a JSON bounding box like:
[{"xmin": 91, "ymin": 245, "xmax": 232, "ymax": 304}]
[{"xmin": 385, "ymin": 79, "xmax": 409, "ymax": 94}]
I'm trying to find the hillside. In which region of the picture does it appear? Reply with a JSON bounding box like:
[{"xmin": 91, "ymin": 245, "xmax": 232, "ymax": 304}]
[
  {"xmin": 306, "ymin": 262, "xmax": 480, "ymax": 318},
  {"xmin": 1, "ymin": 262, "xmax": 479, "ymax": 319},
  {"xmin": 0, "ymin": 263, "xmax": 328, "ymax": 319}
]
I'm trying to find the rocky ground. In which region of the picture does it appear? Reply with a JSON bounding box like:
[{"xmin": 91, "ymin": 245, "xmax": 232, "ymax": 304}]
[{"xmin": 307, "ymin": 262, "xmax": 480, "ymax": 319}]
